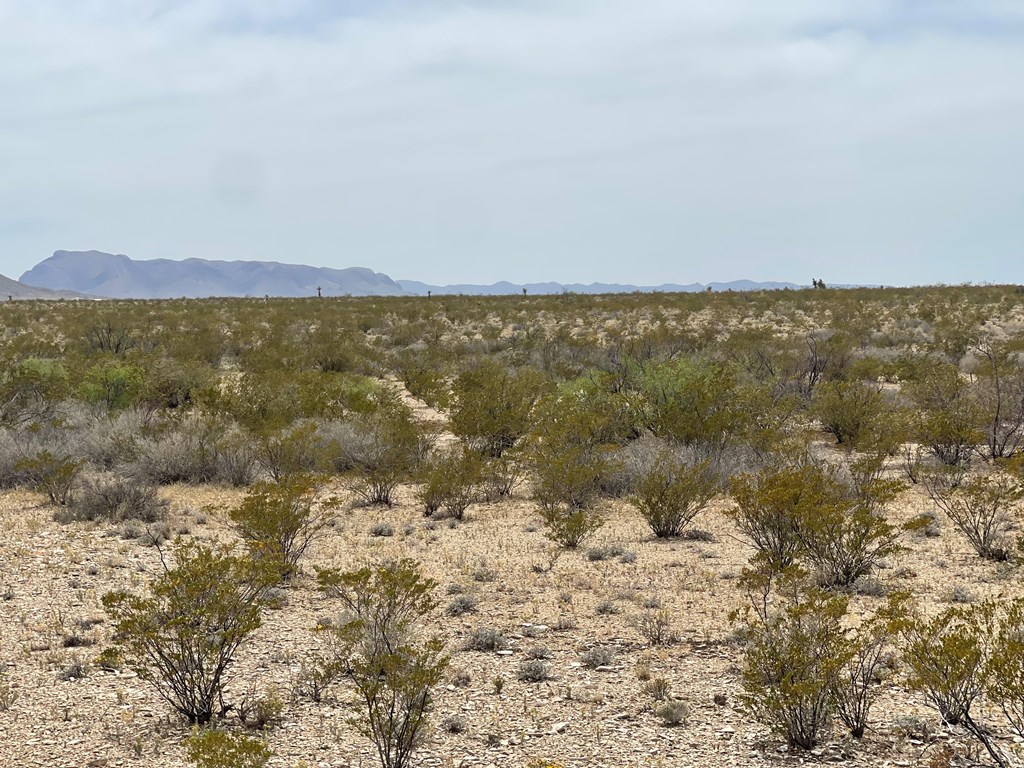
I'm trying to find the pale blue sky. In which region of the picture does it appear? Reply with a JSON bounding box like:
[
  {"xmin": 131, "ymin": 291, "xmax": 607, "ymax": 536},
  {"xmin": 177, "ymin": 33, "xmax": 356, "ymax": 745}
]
[{"xmin": 1, "ymin": 1, "xmax": 1022, "ymax": 285}]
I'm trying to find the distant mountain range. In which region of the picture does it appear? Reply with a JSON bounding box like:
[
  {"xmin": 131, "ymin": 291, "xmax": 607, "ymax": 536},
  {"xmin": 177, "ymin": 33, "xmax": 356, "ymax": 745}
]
[
  {"xmin": 18, "ymin": 250, "xmax": 802, "ymax": 299},
  {"xmin": 397, "ymin": 279, "xmax": 799, "ymax": 295},
  {"xmin": 0, "ymin": 272, "xmax": 91, "ymax": 300},
  {"xmin": 21, "ymin": 251, "xmax": 406, "ymax": 299}
]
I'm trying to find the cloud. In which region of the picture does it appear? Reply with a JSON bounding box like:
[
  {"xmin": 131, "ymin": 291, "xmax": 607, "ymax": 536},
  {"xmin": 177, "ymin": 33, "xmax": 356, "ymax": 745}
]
[{"xmin": 0, "ymin": 1, "xmax": 1022, "ymax": 285}]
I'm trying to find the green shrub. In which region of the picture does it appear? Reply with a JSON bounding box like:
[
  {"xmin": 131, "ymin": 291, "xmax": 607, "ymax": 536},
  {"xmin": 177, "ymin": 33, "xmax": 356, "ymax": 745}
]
[
  {"xmin": 729, "ymin": 462, "xmax": 820, "ymax": 571},
  {"xmin": 237, "ymin": 684, "xmax": 285, "ymax": 731},
  {"xmin": 795, "ymin": 470, "xmax": 921, "ymax": 588},
  {"xmin": 831, "ymin": 602, "xmax": 902, "ymax": 739},
  {"xmin": 17, "ymin": 450, "xmax": 84, "ymax": 506},
  {"xmin": 813, "ymin": 380, "xmax": 887, "ymax": 450},
  {"xmin": 332, "ymin": 397, "xmax": 424, "ymax": 506},
  {"xmin": 316, "ymin": 559, "xmax": 449, "ymax": 768},
  {"xmin": 735, "ymin": 569, "xmax": 851, "ymax": 750},
  {"xmin": 229, "ymin": 475, "xmax": 340, "ymax": 580},
  {"xmin": 900, "ymin": 603, "xmax": 1004, "ymax": 764},
  {"xmin": 252, "ymin": 420, "xmax": 328, "ymax": 482},
  {"xmin": 184, "ymin": 730, "xmax": 271, "ymax": 768},
  {"xmin": 0, "ymin": 356, "xmax": 69, "ymax": 427},
  {"xmin": 417, "ymin": 446, "xmax": 483, "ymax": 520},
  {"xmin": 630, "ymin": 454, "xmax": 720, "ymax": 538},
  {"xmin": 528, "ymin": 419, "xmax": 608, "ymax": 550},
  {"xmin": 640, "ymin": 357, "xmax": 744, "ymax": 449},
  {"xmin": 449, "ymin": 360, "xmax": 550, "ymax": 457},
  {"xmin": 924, "ymin": 469, "xmax": 1024, "ymax": 561},
  {"xmin": 101, "ymin": 540, "xmax": 273, "ymax": 724},
  {"xmin": 80, "ymin": 360, "xmax": 146, "ymax": 411},
  {"xmin": 904, "ymin": 359, "xmax": 983, "ymax": 466}
]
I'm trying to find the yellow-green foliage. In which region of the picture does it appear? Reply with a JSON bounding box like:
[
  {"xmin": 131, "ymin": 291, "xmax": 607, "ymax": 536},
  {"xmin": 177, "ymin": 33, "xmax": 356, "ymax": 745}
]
[
  {"xmin": 228, "ymin": 475, "xmax": 340, "ymax": 580},
  {"xmin": 185, "ymin": 730, "xmax": 271, "ymax": 768},
  {"xmin": 102, "ymin": 540, "xmax": 273, "ymax": 724}
]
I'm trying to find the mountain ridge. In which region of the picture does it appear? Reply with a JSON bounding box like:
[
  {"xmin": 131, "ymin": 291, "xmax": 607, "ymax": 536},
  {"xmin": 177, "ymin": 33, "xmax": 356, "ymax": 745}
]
[
  {"xmin": 21, "ymin": 251, "xmax": 406, "ymax": 299},
  {"xmin": 0, "ymin": 273, "xmax": 92, "ymax": 300},
  {"xmin": 21, "ymin": 250, "xmax": 803, "ymax": 298},
  {"xmin": 396, "ymin": 278, "xmax": 800, "ymax": 295}
]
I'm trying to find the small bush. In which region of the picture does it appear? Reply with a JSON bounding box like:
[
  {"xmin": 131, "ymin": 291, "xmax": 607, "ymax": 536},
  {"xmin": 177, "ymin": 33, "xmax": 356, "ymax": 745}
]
[
  {"xmin": 237, "ymin": 685, "xmax": 285, "ymax": 731},
  {"xmin": 292, "ymin": 657, "xmax": 342, "ymax": 704},
  {"xmin": 184, "ymin": 730, "xmax": 271, "ymax": 768},
  {"xmin": 654, "ymin": 700, "xmax": 689, "ymax": 726},
  {"xmin": 57, "ymin": 657, "xmax": 91, "ymax": 681},
  {"xmin": 736, "ymin": 569, "xmax": 850, "ymax": 750},
  {"xmin": 446, "ymin": 594, "xmax": 478, "ymax": 617},
  {"xmin": 517, "ymin": 659, "xmax": 551, "ymax": 682},
  {"xmin": 924, "ymin": 469, "xmax": 1023, "ymax": 561},
  {"xmin": 461, "ymin": 627, "xmax": 508, "ymax": 652},
  {"xmin": 729, "ymin": 463, "xmax": 818, "ymax": 571},
  {"xmin": 17, "ymin": 450, "xmax": 84, "ymax": 506},
  {"xmin": 229, "ymin": 475, "xmax": 339, "ymax": 581},
  {"xmin": 334, "ymin": 398, "xmax": 424, "ymax": 507},
  {"xmin": 636, "ymin": 609, "xmax": 678, "ymax": 647},
  {"xmin": 580, "ymin": 646, "xmax": 615, "ymax": 668},
  {"xmin": 128, "ymin": 427, "xmax": 220, "ymax": 485},
  {"xmin": 631, "ymin": 455, "xmax": 720, "ymax": 538},
  {"xmin": 417, "ymin": 446, "xmax": 482, "ymax": 520},
  {"xmin": 539, "ymin": 507, "xmax": 604, "ymax": 550},
  {"xmin": 524, "ymin": 644, "xmax": 550, "ymax": 659},
  {"xmin": 67, "ymin": 476, "xmax": 168, "ymax": 524},
  {"xmin": 370, "ymin": 522, "xmax": 395, "ymax": 538},
  {"xmin": 315, "ymin": 558, "xmax": 449, "ymax": 768},
  {"xmin": 442, "ymin": 715, "xmax": 468, "ymax": 734},
  {"xmin": 643, "ymin": 677, "xmax": 671, "ymax": 701},
  {"xmin": 102, "ymin": 540, "xmax": 274, "ymax": 724},
  {"xmin": 585, "ymin": 543, "xmax": 625, "ymax": 562}
]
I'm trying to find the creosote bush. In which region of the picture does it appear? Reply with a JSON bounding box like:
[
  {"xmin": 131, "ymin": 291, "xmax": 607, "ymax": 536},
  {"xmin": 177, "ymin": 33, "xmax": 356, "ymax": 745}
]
[
  {"xmin": 229, "ymin": 474, "xmax": 340, "ymax": 580},
  {"xmin": 449, "ymin": 360, "xmax": 550, "ymax": 457},
  {"xmin": 316, "ymin": 559, "xmax": 450, "ymax": 768},
  {"xmin": 101, "ymin": 540, "xmax": 274, "ymax": 724},
  {"xmin": 184, "ymin": 729, "xmax": 272, "ymax": 768},
  {"xmin": 417, "ymin": 445, "xmax": 483, "ymax": 520},
  {"xmin": 630, "ymin": 454, "xmax": 720, "ymax": 538},
  {"xmin": 923, "ymin": 469, "xmax": 1024, "ymax": 561},
  {"xmin": 734, "ymin": 566, "xmax": 902, "ymax": 749},
  {"xmin": 17, "ymin": 450, "xmax": 84, "ymax": 506},
  {"xmin": 731, "ymin": 457, "xmax": 920, "ymax": 586}
]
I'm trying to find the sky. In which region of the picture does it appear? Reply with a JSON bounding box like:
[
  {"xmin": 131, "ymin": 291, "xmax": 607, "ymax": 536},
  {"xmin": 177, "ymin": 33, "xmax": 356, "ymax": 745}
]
[{"xmin": 1, "ymin": 0, "xmax": 1023, "ymax": 286}]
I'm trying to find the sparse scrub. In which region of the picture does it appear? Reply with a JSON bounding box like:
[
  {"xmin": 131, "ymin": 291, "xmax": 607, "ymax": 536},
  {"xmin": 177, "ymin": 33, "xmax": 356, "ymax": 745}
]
[
  {"xmin": 66, "ymin": 476, "xmax": 168, "ymax": 523},
  {"xmin": 315, "ymin": 559, "xmax": 449, "ymax": 768},
  {"xmin": 228, "ymin": 475, "xmax": 339, "ymax": 580},
  {"xmin": 184, "ymin": 730, "xmax": 272, "ymax": 768},
  {"xmin": 924, "ymin": 469, "xmax": 1024, "ymax": 560},
  {"xmin": 101, "ymin": 540, "xmax": 274, "ymax": 724},
  {"xmin": 630, "ymin": 454, "xmax": 720, "ymax": 538}
]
